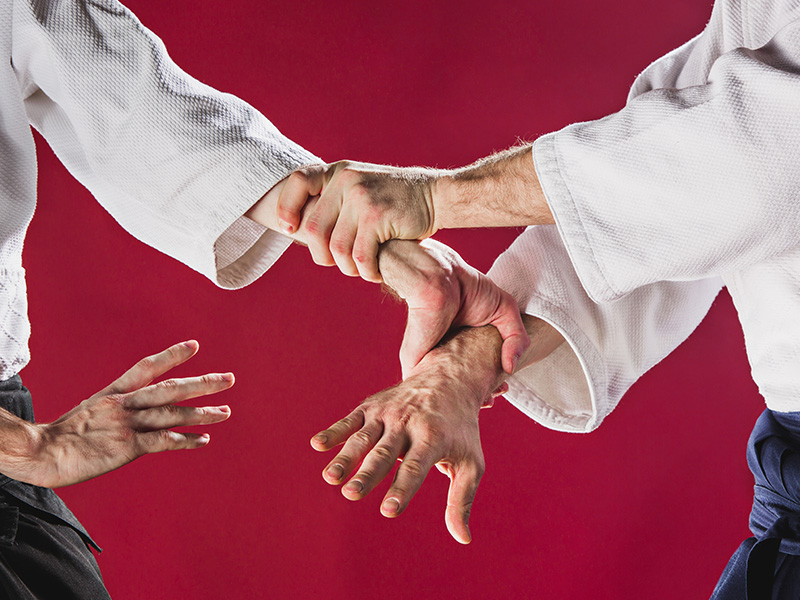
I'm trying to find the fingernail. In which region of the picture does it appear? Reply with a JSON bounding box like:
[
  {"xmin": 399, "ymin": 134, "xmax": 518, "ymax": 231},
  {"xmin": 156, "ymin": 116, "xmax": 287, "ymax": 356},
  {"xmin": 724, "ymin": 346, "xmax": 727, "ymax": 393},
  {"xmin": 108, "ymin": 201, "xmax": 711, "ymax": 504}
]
[
  {"xmin": 343, "ymin": 480, "xmax": 363, "ymax": 495},
  {"xmin": 218, "ymin": 405, "xmax": 231, "ymax": 414},
  {"xmin": 326, "ymin": 464, "xmax": 343, "ymax": 481},
  {"xmin": 199, "ymin": 434, "xmax": 210, "ymax": 444},
  {"xmin": 512, "ymin": 352, "xmax": 521, "ymax": 371},
  {"xmin": 280, "ymin": 220, "xmax": 294, "ymax": 234},
  {"xmin": 382, "ymin": 498, "xmax": 400, "ymax": 515},
  {"xmin": 220, "ymin": 373, "xmax": 234, "ymax": 383},
  {"xmin": 313, "ymin": 433, "xmax": 328, "ymax": 446}
]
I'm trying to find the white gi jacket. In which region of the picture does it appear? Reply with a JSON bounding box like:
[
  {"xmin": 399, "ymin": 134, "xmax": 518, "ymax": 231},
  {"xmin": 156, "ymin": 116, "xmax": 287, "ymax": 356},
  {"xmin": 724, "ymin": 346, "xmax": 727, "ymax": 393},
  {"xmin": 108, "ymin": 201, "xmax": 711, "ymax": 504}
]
[
  {"xmin": 0, "ymin": 0, "xmax": 317, "ymax": 380},
  {"xmin": 488, "ymin": 0, "xmax": 800, "ymax": 432}
]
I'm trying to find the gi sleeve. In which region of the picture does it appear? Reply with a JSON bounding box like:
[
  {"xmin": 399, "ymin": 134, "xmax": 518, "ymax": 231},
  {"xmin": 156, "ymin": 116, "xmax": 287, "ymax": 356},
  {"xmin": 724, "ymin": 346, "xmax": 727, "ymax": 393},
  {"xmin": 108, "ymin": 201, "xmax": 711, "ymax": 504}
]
[
  {"xmin": 10, "ymin": 0, "xmax": 320, "ymax": 289},
  {"xmin": 536, "ymin": 16, "xmax": 800, "ymax": 303},
  {"xmin": 488, "ymin": 226, "xmax": 723, "ymax": 432}
]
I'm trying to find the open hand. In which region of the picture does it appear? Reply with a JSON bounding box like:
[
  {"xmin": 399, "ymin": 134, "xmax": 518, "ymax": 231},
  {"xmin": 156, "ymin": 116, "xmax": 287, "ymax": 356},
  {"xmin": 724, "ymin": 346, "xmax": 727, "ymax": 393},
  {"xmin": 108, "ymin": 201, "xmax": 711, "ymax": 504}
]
[
  {"xmin": 311, "ymin": 326, "xmax": 504, "ymax": 544},
  {"xmin": 15, "ymin": 341, "xmax": 233, "ymax": 488}
]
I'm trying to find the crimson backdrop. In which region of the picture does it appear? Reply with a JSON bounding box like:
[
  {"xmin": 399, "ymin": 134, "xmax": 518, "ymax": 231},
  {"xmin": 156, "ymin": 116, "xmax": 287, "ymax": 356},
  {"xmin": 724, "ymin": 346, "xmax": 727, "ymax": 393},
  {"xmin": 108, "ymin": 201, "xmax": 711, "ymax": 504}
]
[{"xmin": 22, "ymin": 0, "xmax": 762, "ymax": 598}]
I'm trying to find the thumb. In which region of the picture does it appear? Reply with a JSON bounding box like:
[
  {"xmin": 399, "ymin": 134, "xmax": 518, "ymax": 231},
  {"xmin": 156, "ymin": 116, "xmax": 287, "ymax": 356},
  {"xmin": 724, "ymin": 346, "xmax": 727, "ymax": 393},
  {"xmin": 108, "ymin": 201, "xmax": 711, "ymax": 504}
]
[
  {"xmin": 444, "ymin": 461, "xmax": 484, "ymax": 545},
  {"xmin": 399, "ymin": 306, "xmax": 454, "ymax": 379},
  {"xmin": 277, "ymin": 168, "xmax": 325, "ymax": 234},
  {"xmin": 491, "ymin": 292, "xmax": 531, "ymax": 374}
]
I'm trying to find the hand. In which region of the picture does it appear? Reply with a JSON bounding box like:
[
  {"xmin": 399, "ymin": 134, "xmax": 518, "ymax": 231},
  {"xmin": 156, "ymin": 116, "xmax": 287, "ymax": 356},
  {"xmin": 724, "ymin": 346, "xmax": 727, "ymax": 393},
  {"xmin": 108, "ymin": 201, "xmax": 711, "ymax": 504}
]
[
  {"xmin": 10, "ymin": 341, "xmax": 233, "ymax": 488},
  {"xmin": 379, "ymin": 239, "xmax": 530, "ymax": 376},
  {"xmin": 311, "ymin": 326, "xmax": 504, "ymax": 544},
  {"xmin": 277, "ymin": 161, "xmax": 438, "ymax": 282},
  {"xmin": 246, "ymin": 169, "xmax": 324, "ymax": 235}
]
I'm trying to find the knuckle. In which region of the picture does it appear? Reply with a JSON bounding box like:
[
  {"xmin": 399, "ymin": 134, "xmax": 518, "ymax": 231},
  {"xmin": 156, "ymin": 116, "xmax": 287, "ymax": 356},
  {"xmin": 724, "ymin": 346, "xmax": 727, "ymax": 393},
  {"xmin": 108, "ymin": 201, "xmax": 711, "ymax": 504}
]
[
  {"xmin": 305, "ymin": 218, "xmax": 322, "ymax": 236},
  {"xmin": 156, "ymin": 430, "xmax": 176, "ymax": 449},
  {"xmin": 335, "ymin": 453, "xmax": 354, "ymax": 467},
  {"xmin": 157, "ymin": 378, "xmax": 179, "ymax": 390},
  {"xmin": 371, "ymin": 444, "xmax": 395, "ymax": 464},
  {"xmin": 348, "ymin": 182, "xmax": 370, "ymax": 203},
  {"xmin": 335, "ymin": 415, "xmax": 355, "ymax": 431},
  {"xmin": 400, "ymin": 457, "xmax": 426, "ymax": 478},
  {"xmin": 351, "ymin": 429, "xmax": 373, "ymax": 447},
  {"xmin": 356, "ymin": 468, "xmax": 376, "ymax": 484},
  {"xmin": 105, "ymin": 393, "xmax": 127, "ymax": 408},
  {"xmin": 329, "ymin": 239, "xmax": 352, "ymax": 258},
  {"xmin": 200, "ymin": 374, "xmax": 217, "ymax": 386},
  {"xmin": 137, "ymin": 356, "xmax": 156, "ymax": 371},
  {"xmin": 336, "ymin": 413, "xmax": 359, "ymax": 431}
]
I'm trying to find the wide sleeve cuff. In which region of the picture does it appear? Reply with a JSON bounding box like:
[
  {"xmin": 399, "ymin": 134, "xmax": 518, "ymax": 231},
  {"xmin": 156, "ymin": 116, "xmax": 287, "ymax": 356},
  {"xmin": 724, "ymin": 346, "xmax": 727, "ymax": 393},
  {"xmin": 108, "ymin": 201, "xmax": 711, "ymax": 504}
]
[{"xmin": 488, "ymin": 225, "xmax": 723, "ymax": 433}]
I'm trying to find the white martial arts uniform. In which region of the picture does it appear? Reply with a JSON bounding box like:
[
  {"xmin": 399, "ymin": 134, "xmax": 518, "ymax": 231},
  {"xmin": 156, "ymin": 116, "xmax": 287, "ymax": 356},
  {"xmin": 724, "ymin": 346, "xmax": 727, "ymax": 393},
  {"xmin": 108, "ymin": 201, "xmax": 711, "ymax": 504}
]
[
  {"xmin": 0, "ymin": 0, "xmax": 316, "ymax": 381},
  {"xmin": 0, "ymin": 2, "xmax": 317, "ymax": 595},
  {"xmin": 488, "ymin": 0, "xmax": 800, "ymax": 433}
]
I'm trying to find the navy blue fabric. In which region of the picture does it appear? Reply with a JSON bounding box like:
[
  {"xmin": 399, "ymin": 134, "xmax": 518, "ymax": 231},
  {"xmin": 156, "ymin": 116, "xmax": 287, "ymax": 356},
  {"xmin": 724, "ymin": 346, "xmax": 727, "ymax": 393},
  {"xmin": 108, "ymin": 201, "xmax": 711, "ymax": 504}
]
[{"xmin": 712, "ymin": 410, "xmax": 800, "ymax": 599}]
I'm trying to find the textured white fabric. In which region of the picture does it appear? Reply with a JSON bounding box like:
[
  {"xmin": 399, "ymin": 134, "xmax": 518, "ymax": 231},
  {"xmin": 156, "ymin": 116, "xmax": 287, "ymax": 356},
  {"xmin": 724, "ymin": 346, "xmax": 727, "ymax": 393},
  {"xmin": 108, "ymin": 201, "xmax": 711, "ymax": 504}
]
[
  {"xmin": 0, "ymin": 0, "xmax": 319, "ymax": 379},
  {"xmin": 489, "ymin": 0, "xmax": 800, "ymax": 432}
]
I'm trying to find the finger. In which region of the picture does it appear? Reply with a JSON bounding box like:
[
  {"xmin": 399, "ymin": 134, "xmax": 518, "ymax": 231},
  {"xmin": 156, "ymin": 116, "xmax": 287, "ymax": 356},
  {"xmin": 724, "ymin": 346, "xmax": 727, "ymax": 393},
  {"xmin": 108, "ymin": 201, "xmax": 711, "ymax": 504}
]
[
  {"xmin": 491, "ymin": 293, "xmax": 531, "ymax": 374},
  {"xmin": 480, "ymin": 384, "xmax": 507, "ymax": 410},
  {"xmin": 341, "ymin": 431, "xmax": 405, "ymax": 500},
  {"xmin": 399, "ymin": 307, "xmax": 455, "ymax": 378},
  {"xmin": 310, "ymin": 409, "xmax": 365, "ymax": 452},
  {"xmin": 352, "ymin": 228, "xmax": 382, "ymax": 283},
  {"xmin": 108, "ymin": 340, "xmax": 199, "ymax": 395},
  {"xmin": 329, "ymin": 205, "xmax": 360, "ymax": 277},
  {"xmin": 490, "ymin": 382, "xmax": 509, "ymax": 398},
  {"xmin": 321, "ymin": 420, "xmax": 383, "ymax": 486},
  {"xmin": 134, "ymin": 430, "xmax": 211, "ymax": 455},
  {"xmin": 277, "ymin": 169, "xmax": 324, "ymax": 234},
  {"xmin": 122, "ymin": 373, "xmax": 234, "ymax": 409},
  {"xmin": 443, "ymin": 461, "xmax": 484, "ymax": 545},
  {"xmin": 379, "ymin": 443, "xmax": 440, "ymax": 519},
  {"xmin": 129, "ymin": 404, "xmax": 231, "ymax": 431},
  {"xmin": 303, "ymin": 188, "xmax": 342, "ymax": 267}
]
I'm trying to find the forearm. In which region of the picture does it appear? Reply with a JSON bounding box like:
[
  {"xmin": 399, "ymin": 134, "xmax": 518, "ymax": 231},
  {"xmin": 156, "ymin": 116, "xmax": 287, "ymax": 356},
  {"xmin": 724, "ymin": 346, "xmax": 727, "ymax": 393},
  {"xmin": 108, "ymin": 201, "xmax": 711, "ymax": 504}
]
[
  {"xmin": 413, "ymin": 314, "xmax": 565, "ymax": 409},
  {"xmin": 432, "ymin": 145, "xmax": 554, "ymax": 230}
]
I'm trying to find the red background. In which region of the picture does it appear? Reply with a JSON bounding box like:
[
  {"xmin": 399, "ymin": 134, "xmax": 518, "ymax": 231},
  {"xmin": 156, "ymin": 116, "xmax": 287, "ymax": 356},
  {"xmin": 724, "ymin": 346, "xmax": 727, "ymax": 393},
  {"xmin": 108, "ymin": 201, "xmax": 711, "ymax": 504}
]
[{"xmin": 21, "ymin": 0, "xmax": 764, "ymax": 598}]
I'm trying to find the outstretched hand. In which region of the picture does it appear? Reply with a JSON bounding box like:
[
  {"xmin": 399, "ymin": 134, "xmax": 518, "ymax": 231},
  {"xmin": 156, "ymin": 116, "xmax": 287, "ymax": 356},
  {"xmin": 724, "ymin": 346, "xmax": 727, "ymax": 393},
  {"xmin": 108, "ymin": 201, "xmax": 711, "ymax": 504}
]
[
  {"xmin": 311, "ymin": 326, "xmax": 504, "ymax": 544},
  {"xmin": 9, "ymin": 341, "xmax": 233, "ymax": 488}
]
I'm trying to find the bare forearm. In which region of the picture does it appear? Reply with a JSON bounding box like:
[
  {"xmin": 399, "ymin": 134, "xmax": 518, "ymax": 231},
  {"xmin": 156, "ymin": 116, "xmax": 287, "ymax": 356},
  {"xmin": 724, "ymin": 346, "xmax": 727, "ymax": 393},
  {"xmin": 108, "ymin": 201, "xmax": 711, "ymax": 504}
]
[
  {"xmin": 432, "ymin": 145, "xmax": 553, "ymax": 230},
  {"xmin": 416, "ymin": 313, "xmax": 564, "ymax": 408}
]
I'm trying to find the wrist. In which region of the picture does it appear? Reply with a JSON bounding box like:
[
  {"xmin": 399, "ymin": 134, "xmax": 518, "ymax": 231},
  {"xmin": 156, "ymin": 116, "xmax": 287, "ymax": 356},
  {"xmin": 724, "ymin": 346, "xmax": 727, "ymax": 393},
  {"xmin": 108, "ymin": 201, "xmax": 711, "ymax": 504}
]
[
  {"xmin": 430, "ymin": 172, "xmax": 458, "ymax": 232},
  {"xmin": 411, "ymin": 326, "xmax": 505, "ymax": 407},
  {"xmin": 0, "ymin": 418, "xmax": 47, "ymax": 486}
]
